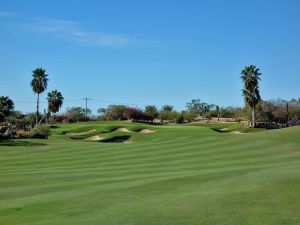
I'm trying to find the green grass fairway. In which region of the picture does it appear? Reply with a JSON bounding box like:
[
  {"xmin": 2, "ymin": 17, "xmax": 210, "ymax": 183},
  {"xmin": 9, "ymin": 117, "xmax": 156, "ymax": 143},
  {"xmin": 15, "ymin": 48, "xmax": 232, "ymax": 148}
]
[{"xmin": 1, "ymin": 123, "xmax": 300, "ymax": 225}]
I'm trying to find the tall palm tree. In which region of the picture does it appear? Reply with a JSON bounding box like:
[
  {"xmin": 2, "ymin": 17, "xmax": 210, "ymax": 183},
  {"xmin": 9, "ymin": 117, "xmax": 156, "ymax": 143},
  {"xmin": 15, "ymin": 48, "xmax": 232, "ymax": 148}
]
[
  {"xmin": 0, "ymin": 96, "xmax": 14, "ymax": 122},
  {"xmin": 47, "ymin": 90, "xmax": 64, "ymax": 114},
  {"xmin": 241, "ymin": 65, "xmax": 262, "ymax": 127},
  {"xmin": 31, "ymin": 68, "xmax": 48, "ymax": 125}
]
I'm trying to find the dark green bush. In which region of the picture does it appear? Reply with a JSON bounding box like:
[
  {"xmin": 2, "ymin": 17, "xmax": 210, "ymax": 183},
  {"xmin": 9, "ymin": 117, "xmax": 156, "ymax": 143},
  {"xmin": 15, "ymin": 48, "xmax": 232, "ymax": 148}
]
[
  {"xmin": 176, "ymin": 113, "xmax": 185, "ymax": 124},
  {"xmin": 30, "ymin": 125, "xmax": 51, "ymax": 139}
]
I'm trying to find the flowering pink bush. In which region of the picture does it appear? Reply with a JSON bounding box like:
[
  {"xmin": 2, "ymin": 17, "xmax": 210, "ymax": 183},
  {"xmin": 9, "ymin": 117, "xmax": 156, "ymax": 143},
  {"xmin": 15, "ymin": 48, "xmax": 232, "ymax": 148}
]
[{"xmin": 123, "ymin": 107, "xmax": 152, "ymax": 122}]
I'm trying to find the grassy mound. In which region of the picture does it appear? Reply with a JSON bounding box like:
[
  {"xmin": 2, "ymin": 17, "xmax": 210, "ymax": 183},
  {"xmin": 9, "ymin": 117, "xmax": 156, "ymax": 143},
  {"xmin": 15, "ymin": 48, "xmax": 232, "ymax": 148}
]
[
  {"xmin": 193, "ymin": 122, "xmax": 266, "ymax": 133},
  {"xmin": 62, "ymin": 123, "xmax": 155, "ymax": 141}
]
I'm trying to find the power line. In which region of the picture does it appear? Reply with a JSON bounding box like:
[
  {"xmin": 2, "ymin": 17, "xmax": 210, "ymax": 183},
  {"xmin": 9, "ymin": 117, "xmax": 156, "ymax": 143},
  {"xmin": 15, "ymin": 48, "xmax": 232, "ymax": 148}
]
[
  {"xmin": 13, "ymin": 99, "xmax": 83, "ymax": 104},
  {"xmin": 12, "ymin": 97, "xmax": 186, "ymax": 110},
  {"xmin": 14, "ymin": 100, "xmax": 46, "ymax": 104},
  {"xmin": 64, "ymin": 99, "xmax": 84, "ymax": 102},
  {"xmin": 90, "ymin": 98, "xmax": 143, "ymax": 106}
]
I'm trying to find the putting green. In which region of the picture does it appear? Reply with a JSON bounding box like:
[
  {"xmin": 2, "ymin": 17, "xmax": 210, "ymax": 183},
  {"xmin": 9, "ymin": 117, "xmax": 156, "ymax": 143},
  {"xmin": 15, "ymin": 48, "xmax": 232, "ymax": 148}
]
[{"xmin": 0, "ymin": 122, "xmax": 299, "ymax": 225}]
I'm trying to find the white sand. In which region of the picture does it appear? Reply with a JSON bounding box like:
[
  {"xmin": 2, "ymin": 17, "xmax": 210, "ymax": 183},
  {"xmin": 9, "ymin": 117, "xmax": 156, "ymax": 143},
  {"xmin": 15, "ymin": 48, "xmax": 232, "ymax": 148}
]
[
  {"xmin": 231, "ymin": 131, "xmax": 245, "ymax": 134},
  {"xmin": 115, "ymin": 128, "xmax": 131, "ymax": 132},
  {"xmin": 85, "ymin": 135, "xmax": 105, "ymax": 141},
  {"xmin": 66, "ymin": 129, "xmax": 96, "ymax": 136},
  {"xmin": 139, "ymin": 129, "xmax": 156, "ymax": 134}
]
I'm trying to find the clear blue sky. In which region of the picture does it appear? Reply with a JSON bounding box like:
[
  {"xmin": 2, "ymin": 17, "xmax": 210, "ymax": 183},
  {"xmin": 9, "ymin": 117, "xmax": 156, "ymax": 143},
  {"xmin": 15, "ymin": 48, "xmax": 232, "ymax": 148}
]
[{"xmin": 0, "ymin": 0, "xmax": 299, "ymax": 114}]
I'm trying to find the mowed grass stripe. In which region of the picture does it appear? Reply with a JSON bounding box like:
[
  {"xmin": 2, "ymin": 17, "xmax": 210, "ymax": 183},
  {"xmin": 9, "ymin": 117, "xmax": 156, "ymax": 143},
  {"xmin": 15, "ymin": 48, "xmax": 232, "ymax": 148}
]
[
  {"xmin": 0, "ymin": 138, "xmax": 296, "ymax": 176},
  {"xmin": 0, "ymin": 123, "xmax": 300, "ymax": 225},
  {"xmin": 1, "ymin": 161, "xmax": 293, "ymax": 210}
]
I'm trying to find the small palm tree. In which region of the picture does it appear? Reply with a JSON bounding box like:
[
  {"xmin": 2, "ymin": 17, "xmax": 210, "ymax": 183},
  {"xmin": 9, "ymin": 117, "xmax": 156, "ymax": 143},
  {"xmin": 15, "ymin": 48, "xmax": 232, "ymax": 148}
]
[
  {"xmin": 47, "ymin": 90, "xmax": 64, "ymax": 115},
  {"xmin": 0, "ymin": 96, "xmax": 14, "ymax": 122},
  {"xmin": 241, "ymin": 65, "xmax": 262, "ymax": 127},
  {"xmin": 31, "ymin": 68, "xmax": 48, "ymax": 125}
]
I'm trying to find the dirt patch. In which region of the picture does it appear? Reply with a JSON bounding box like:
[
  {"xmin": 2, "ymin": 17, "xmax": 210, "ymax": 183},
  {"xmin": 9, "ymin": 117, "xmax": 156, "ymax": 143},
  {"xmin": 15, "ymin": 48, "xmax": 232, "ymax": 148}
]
[
  {"xmin": 114, "ymin": 128, "xmax": 131, "ymax": 132},
  {"xmin": 66, "ymin": 129, "xmax": 96, "ymax": 136},
  {"xmin": 85, "ymin": 135, "xmax": 105, "ymax": 141},
  {"xmin": 139, "ymin": 129, "xmax": 156, "ymax": 134}
]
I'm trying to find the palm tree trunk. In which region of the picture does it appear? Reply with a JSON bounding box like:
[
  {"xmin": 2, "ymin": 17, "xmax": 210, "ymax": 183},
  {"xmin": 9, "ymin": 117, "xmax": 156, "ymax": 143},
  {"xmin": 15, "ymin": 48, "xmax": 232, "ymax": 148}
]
[
  {"xmin": 286, "ymin": 102, "xmax": 289, "ymax": 125},
  {"xmin": 46, "ymin": 111, "xmax": 50, "ymax": 124},
  {"xmin": 252, "ymin": 107, "xmax": 255, "ymax": 128},
  {"xmin": 36, "ymin": 93, "xmax": 39, "ymax": 126}
]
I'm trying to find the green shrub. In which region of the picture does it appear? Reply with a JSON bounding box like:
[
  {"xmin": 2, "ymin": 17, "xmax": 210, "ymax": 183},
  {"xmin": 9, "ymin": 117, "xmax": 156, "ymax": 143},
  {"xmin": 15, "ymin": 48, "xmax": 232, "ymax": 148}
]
[
  {"xmin": 176, "ymin": 113, "xmax": 185, "ymax": 124},
  {"xmin": 30, "ymin": 125, "xmax": 51, "ymax": 139},
  {"xmin": 182, "ymin": 112, "xmax": 194, "ymax": 122}
]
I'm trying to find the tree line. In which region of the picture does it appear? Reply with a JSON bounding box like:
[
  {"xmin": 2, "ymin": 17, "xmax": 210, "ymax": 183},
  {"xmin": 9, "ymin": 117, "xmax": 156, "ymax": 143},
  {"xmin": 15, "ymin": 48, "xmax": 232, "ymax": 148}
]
[
  {"xmin": 39, "ymin": 97, "xmax": 300, "ymax": 128},
  {"xmin": 1, "ymin": 65, "xmax": 300, "ymax": 139}
]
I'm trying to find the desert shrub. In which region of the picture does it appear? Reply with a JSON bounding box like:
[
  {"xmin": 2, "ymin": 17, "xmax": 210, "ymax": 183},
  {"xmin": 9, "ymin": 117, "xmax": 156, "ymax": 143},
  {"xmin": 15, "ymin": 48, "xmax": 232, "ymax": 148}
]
[
  {"xmin": 258, "ymin": 100, "xmax": 294, "ymax": 125},
  {"xmin": 176, "ymin": 113, "xmax": 185, "ymax": 124},
  {"xmin": 182, "ymin": 111, "xmax": 194, "ymax": 122},
  {"xmin": 159, "ymin": 111, "xmax": 178, "ymax": 123},
  {"xmin": 30, "ymin": 125, "xmax": 50, "ymax": 139},
  {"xmin": 204, "ymin": 111, "xmax": 217, "ymax": 120},
  {"xmin": 7, "ymin": 116, "xmax": 33, "ymax": 130},
  {"xmin": 0, "ymin": 123, "xmax": 17, "ymax": 139},
  {"xmin": 121, "ymin": 107, "xmax": 153, "ymax": 123},
  {"xmin": 97, "ymin": 105, "xmax": 127, "ymax": 120},
  {"xmin": 52, "ymin": 114, "xmax": 68, "ymax": 123},
  {"xmin": 65, "ymin": 107, "xmax": 91, "ymax": 123},
  {"xmin": 16, "ymin": 130, "xmax": 31, "ymax": 139},
  {"xmin": 144, "ymin": 105, "xmax": 159, "ymax": 122}
]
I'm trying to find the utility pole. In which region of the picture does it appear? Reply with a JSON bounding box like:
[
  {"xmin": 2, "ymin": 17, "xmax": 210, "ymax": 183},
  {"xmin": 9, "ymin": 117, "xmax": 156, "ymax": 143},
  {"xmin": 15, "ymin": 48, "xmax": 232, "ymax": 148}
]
[{"xmin": 84, "ymin": 98, "xmax": 91, "ymax": 118}]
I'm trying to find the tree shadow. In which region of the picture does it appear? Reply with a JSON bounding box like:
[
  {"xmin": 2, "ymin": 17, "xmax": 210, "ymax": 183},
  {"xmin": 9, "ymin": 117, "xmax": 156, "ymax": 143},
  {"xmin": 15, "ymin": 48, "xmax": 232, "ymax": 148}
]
[{"xmin": 0, "ymin": 139, "xmax": 47, "ymax": 146}]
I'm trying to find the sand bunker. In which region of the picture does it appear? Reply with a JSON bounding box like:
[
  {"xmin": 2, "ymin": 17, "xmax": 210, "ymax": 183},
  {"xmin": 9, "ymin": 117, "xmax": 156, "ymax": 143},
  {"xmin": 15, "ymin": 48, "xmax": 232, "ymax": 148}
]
[
  {"xmin": 114, "ymin": 128, "xmax": 131, "ymax": 132},
  {"xmin": 139, "ymin": 129, "xmax": 156, "ymax": 134},
  {"xmin": 219, "ymin": 128, "xmax": 229, "ymax": 131},
  {"xmin": 100, "ymin": 135, "xmax": 132, "ymax": 143},
  {"xmin": 66, "ymin": 129, "xmax": 96, "ymax": 136},
  {"xmin": 231, "ymin": 131, "xmax": 245, "ymax": 134},
  {"xmin": 86, "ymin": 135, "xmax": 132, "ymax": 143},
  {"xmin": 85, "ymin": 135, "xmax": 105, "ymax": 141}
]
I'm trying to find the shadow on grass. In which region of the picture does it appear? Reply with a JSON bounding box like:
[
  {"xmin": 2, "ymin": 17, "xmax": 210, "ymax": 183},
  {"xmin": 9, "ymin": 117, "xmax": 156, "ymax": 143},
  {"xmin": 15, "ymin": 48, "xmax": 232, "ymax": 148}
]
[
  {"xmin": 212, "ymin": 128, "xmax": 231, "ymax": 133},
  {"xmin": 0, "ymin": 139, "xmax": 47, "ymax": 146},
  {"xmin": 101, "ymin": 135, "xmax": 131, "ymax": 143}
]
